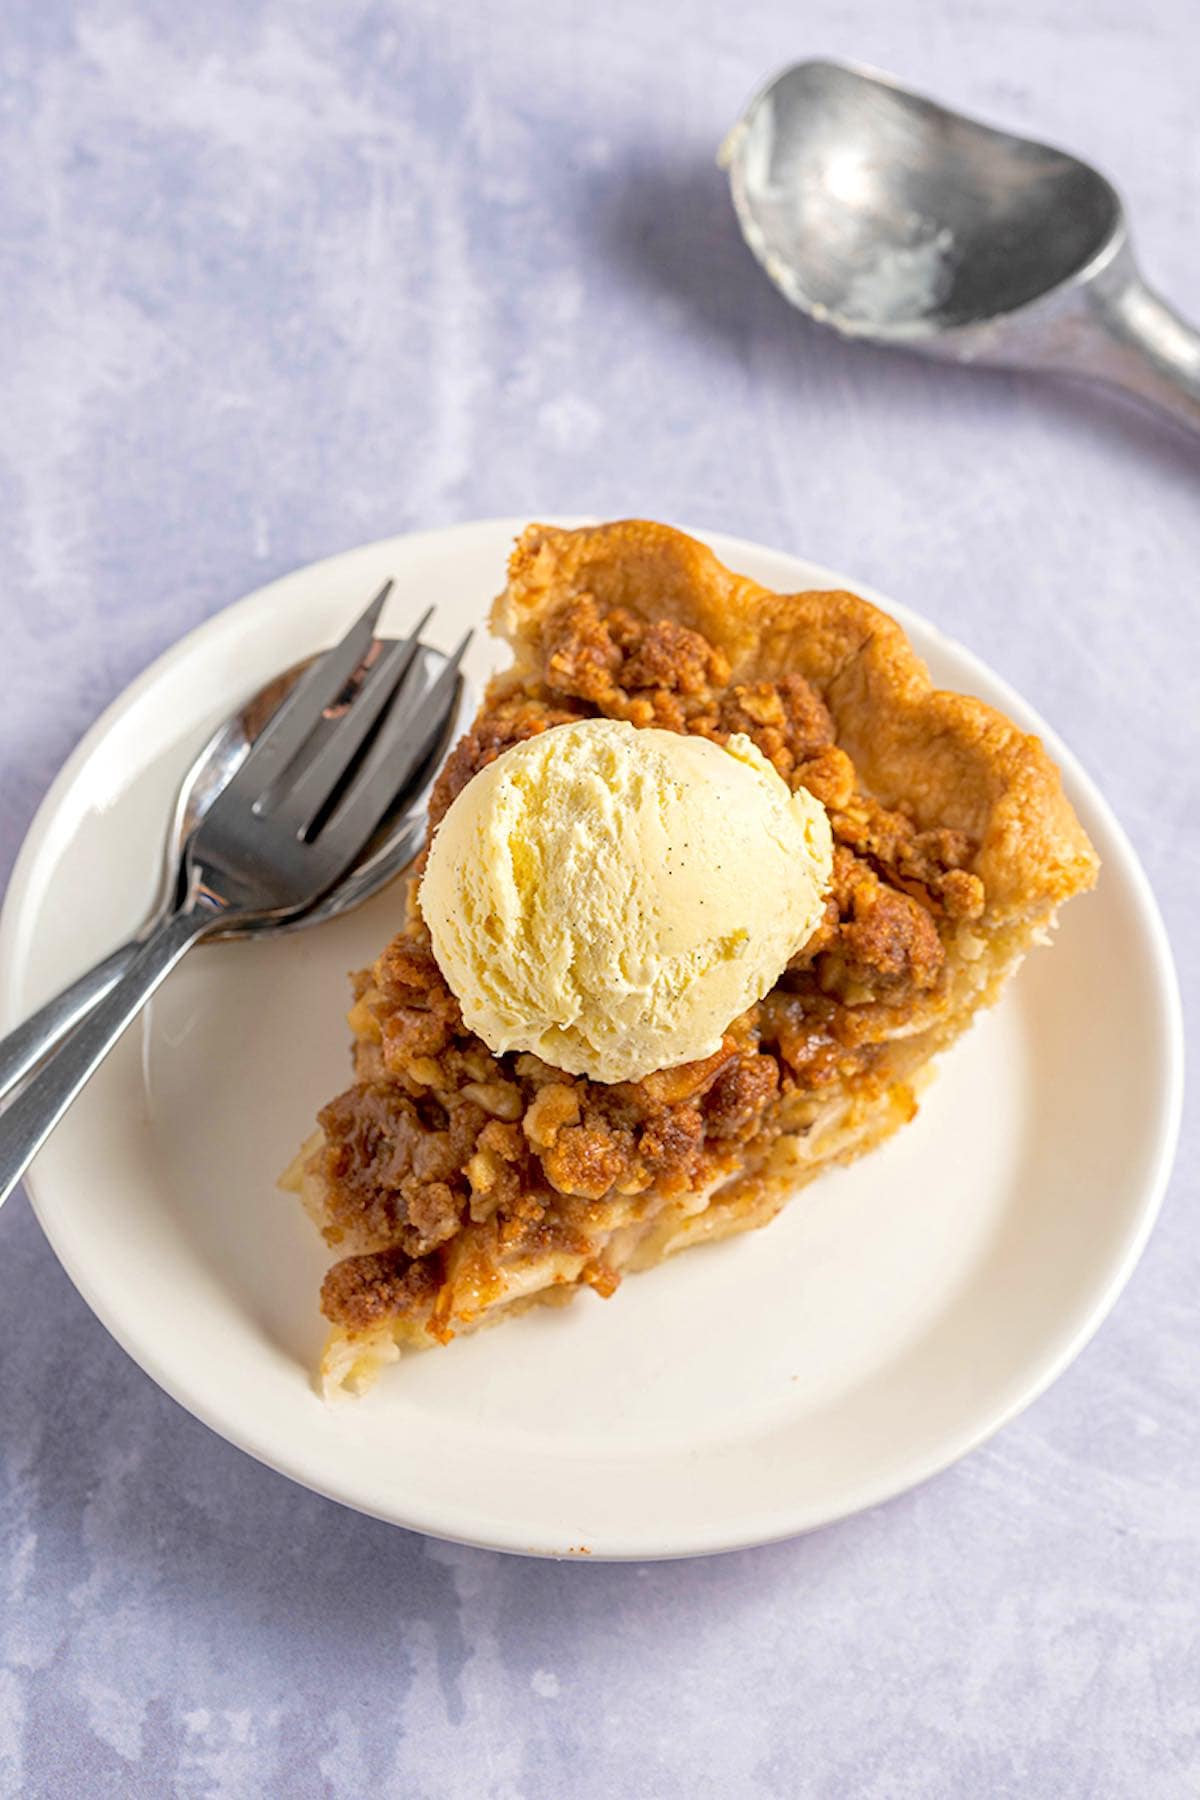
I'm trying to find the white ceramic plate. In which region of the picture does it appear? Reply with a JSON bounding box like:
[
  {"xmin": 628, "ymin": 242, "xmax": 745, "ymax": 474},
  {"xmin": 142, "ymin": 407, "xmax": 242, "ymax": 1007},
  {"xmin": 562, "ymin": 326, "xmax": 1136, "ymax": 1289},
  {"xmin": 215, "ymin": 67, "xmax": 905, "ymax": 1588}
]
[{"xmin": 0, "ymin": 520, "xmax": 1182, "ymax": 1560}]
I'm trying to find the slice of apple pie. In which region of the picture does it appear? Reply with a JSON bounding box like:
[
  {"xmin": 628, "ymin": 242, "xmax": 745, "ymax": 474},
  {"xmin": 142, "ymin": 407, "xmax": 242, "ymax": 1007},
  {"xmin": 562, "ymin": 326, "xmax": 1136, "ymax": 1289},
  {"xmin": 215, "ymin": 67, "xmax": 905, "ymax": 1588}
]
[{"xmin": 282, "ymin": 520, "xmax": 1098, "ymax": 1393}]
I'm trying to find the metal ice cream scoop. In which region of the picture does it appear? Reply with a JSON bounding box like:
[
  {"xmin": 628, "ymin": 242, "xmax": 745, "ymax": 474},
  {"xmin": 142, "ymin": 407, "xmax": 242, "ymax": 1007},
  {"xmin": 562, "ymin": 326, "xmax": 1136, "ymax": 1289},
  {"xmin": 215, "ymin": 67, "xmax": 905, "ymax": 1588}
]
[{"xmin": 723, "ymin": 59, "xmax": 1200, "ymax": 435}]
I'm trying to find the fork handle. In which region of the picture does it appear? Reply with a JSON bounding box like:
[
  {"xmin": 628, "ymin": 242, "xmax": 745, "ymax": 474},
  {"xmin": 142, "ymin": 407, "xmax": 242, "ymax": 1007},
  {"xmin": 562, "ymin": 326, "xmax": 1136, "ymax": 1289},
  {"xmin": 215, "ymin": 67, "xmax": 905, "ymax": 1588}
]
[
  {"xmin": 0, "ymin": 907, "xmax": 215, "ymax": 1211},
  {"xmin": 0, "ymin": 938, "xmax": 141, "ymax": 1102}
]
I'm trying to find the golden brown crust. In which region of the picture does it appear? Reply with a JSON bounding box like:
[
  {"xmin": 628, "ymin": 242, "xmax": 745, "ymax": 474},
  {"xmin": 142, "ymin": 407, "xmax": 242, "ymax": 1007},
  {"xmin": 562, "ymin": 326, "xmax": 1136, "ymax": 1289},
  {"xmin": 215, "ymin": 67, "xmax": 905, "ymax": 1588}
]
[{"xmin": 494, "ymin": 520, "xmax": 1098, "ymax": 918}]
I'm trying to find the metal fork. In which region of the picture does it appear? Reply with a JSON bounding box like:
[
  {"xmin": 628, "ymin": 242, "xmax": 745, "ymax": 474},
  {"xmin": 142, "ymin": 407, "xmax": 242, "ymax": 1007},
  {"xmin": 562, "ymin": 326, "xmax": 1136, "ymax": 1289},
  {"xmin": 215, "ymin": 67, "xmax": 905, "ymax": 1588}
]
[{"xmin": 0, "ymin": 585, "xmax": 470, "ymax": 1212}]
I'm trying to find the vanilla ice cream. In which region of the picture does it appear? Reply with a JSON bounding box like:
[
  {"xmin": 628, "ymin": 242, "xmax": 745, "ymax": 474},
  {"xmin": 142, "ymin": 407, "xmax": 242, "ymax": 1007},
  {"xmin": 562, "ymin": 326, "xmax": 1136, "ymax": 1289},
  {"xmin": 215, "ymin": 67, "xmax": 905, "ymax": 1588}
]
[{"xmin": 419, "ymin": 717, "xmax": 833, "ymax": 1084}]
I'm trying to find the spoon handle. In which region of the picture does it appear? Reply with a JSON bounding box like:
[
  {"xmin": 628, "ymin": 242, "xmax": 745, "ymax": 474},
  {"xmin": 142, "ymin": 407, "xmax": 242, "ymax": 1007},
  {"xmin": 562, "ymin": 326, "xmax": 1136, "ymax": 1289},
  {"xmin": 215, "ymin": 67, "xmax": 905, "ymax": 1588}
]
[
  {"xmin": 1082, "ymin": 272, "xmax": 1200, "ymax": 436},
  {"xmin": 0, "ymin": 939, "xmax": 141, "ymax": 1102},
  {"xmin": 0, "ymin": 908, "xmax": 214, "ymax": 1211},
  {"xmin": 0, "ymin": 804, "xmax": 434, "ymax": 1103}
]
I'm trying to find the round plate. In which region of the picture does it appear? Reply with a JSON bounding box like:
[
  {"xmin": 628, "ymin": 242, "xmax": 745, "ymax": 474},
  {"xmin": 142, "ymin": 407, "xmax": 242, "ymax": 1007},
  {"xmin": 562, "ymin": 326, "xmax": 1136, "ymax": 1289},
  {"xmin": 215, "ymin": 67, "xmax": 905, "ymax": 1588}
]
[{"xmin": 0, "ymin": 521, "xmax": 1182, "ymax": 1560}]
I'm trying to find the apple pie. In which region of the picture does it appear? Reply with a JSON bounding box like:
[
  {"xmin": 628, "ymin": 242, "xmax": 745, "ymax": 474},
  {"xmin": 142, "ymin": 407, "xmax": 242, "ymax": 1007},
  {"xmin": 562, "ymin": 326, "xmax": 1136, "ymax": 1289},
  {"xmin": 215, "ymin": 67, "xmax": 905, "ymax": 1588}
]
[{"xmin": 282, "ymin": 520, "xmax": 1098, "ymax": 1393}]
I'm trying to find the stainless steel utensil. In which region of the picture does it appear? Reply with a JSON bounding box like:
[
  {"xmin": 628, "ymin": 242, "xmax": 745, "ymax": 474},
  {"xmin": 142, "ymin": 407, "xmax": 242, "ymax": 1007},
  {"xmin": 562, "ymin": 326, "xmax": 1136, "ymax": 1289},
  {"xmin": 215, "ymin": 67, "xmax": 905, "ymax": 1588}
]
[
  {"xmin": 0, "ymin": 588, "xmax": 471, "ymax": 1208},
  {"xmin": 0, "ymin": 640, "xmax": 470, "ymax": 1101},
  {"xmin": 723, "ymin": 58, "xmax": 1200, "ymax": 434}
]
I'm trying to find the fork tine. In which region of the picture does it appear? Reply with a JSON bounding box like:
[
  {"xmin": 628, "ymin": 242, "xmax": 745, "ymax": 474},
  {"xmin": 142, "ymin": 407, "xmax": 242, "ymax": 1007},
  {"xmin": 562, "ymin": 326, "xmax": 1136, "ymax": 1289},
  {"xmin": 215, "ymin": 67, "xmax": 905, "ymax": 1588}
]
[
  {"xmin": 225, "ymin": 579, "xmax": 394, "ymax": 797},
  {"xmin": 318, "ymin": 631, "xmax": 472, "ymax": 854},
  {"xmin": 263, "ymin": 608, "xmax": 434, "ymax": 833}
]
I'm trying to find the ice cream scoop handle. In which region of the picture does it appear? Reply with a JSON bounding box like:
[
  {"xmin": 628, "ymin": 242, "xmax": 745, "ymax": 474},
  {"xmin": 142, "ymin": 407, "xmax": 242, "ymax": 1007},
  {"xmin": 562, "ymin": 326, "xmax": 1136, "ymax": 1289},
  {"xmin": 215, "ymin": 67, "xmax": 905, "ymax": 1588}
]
[{"xmin": 1081, "ymin": 273, "xmax": 1200, "ymax": 435}]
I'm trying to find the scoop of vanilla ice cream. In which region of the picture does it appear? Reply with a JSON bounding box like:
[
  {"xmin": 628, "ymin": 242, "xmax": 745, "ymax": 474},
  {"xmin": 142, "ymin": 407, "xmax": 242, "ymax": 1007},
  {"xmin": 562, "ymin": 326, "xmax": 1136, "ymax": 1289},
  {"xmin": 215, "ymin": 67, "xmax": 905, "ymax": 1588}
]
[{"xmin": 419, "ymin": 717, "xmax": 832, "ymax": 1084}]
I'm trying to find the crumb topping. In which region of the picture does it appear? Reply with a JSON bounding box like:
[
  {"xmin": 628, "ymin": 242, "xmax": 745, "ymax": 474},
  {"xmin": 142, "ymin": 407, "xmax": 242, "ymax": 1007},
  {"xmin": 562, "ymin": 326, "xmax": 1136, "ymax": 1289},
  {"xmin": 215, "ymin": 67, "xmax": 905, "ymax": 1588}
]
[{"xmin": 314, "ymin": 598, "xmax": 985, "ymax": 1332}]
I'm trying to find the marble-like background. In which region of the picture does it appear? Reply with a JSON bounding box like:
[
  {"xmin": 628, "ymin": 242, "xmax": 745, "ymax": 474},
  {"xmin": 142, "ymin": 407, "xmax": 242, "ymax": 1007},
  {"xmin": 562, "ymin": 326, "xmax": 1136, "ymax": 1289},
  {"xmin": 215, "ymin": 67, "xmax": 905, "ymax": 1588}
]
[{"xmin": 1, "ymin": 2, "xmax": 1197, "ymax": 1795}]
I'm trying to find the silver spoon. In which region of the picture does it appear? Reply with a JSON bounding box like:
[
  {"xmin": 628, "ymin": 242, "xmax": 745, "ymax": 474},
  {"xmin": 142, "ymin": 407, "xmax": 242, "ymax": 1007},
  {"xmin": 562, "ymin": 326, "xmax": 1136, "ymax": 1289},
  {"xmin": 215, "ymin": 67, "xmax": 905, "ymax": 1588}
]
[
  {"xmin": 723, "ymin": 58, "xmax": 1200, "ymax": 435},
  {"xmin": 0, "ymin": 640, "xmax": 471, "ymax": 1100}
]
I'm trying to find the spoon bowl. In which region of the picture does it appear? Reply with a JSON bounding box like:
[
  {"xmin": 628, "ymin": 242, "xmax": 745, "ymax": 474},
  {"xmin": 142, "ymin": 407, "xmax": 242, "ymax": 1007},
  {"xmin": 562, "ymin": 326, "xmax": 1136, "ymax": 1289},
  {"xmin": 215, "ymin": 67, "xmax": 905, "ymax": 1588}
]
[{"xmin": 724, "ymin": 59, "xmax": 1200, "ymax": 433}]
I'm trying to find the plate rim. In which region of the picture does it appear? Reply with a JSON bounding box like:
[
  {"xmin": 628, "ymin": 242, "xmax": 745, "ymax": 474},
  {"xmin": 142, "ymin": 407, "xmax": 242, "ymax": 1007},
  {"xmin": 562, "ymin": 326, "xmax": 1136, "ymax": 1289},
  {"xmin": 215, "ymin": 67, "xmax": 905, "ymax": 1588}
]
[{"xmin": 0, "ymin": 517, "xmax": 1184, "ymax": 1559}]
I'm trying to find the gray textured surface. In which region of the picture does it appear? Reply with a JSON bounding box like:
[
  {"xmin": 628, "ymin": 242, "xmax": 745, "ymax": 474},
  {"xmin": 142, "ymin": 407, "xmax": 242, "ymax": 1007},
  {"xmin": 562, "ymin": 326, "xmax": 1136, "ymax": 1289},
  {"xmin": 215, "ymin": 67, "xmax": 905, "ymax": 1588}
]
[{"xmin": 1, "ymin": 3, "xmax": 1197, "ymax": 1796}]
